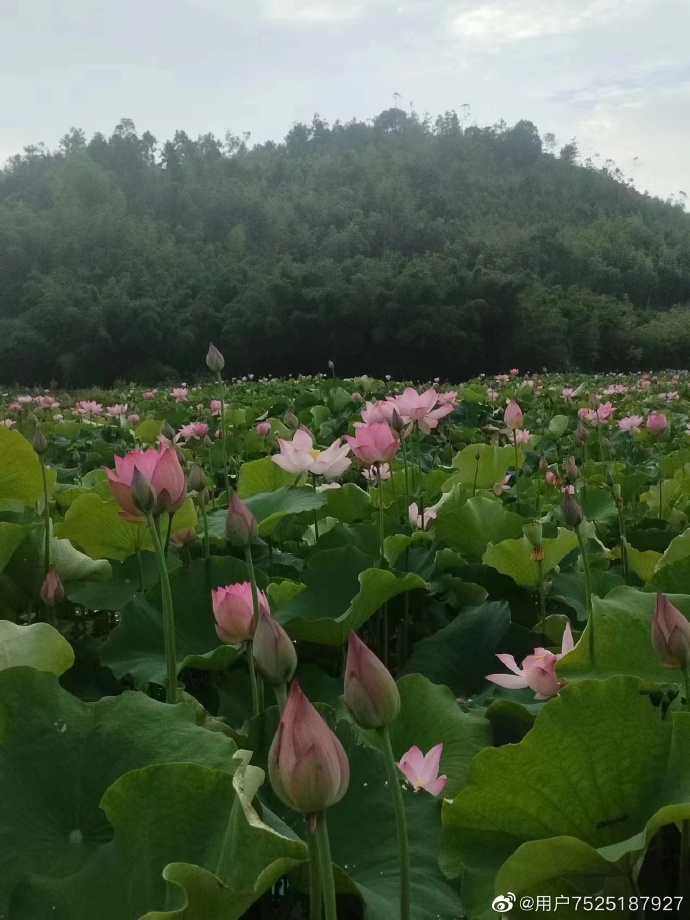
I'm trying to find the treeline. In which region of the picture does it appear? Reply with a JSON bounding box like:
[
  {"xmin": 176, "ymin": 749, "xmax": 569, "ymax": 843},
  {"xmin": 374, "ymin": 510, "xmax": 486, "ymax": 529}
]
[{"xmin": 1, "ymin": 109, "xmax": 690, "ymax": 384}]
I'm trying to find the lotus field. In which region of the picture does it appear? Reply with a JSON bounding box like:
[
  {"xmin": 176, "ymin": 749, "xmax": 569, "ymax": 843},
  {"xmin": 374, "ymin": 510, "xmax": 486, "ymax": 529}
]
[{"xmin": 4, "ymin": 352, "xmax": 690, "ymax": 920}]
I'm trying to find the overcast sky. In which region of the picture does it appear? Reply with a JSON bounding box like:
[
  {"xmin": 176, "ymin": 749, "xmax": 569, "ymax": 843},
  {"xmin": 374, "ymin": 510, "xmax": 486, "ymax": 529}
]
[{"xmin": 1, "ymin": 0, "xmax": 687, "ymax": 200}]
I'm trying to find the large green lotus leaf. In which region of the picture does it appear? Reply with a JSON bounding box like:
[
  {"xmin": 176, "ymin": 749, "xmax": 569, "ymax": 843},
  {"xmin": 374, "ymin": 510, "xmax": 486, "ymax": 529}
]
[
  {"xmin": 483, "ymin": 528, "xmax": 578, "ymax": 587},
  {"xmin": 237, "ymin": 457, "xmax": 302, "ymax": 497},
  {"xmin": 247, "ymin": 709, "xmax": 462, "ymax": 919},
  {"xmin": 400, "ymin": 601, "xmax": 535, "ymax": 696},
  {"xmin": 55, "ymin": 493, "xmax": 197, "ymax": 561},
  {"xmin": 550, "ymin": 568, "xmax": 625, "ymax": 621},
  {"xmin": 435, "ymin": 496, "xmax": 526, "ymax": 560},
  {"xmin": 12, "ymin": 754, "xmax": 307, "ymax": 920},
  {"xmin": 579, "ymin": 485, "xmax": 618, "ymax": 525},
  {"xmin": 134, "ymin": 418, "xmax": 165, "ymax": 445},
  {"xmin": 0, "ymin": 667, "xmax": 237, "ymax": 914},
  {"xmin": 318, "ymin": 483, "xmax": 373, "ymax": 524},
  {"xmin": 440, "ymin": 678, "xmax": 684, "ymax": 918},
  {"xmin": 387, "ymin": 674, "xmax": 491, "ymax": 798},
  {"xmin": 48, "ymin": 532, "xmax": 112, "ymax": 586},
  {"xmin": 0, "ymin": 621, "xmax": 74, "ymax": 675},
  {"xmin": 451, "ymin": 444, "xmax": 523, "ymax": 490},
  {"xmin": 548, "ymin": 414, "xmax": 570, "ymax": 438},
  {"xmin": 100, "ymin": 557, "xmax": 259, "ymax": 688},
  {"xmin": 622, "ymin": 541, "xmax": 661, "ymax": 583},
  {"xmin": 557, "ymin": 586, "xmax": 690, "ymax": 683},
  {"xmin": 277, "ymin": 546, "xmax": 426, "ymax": 645},
  {"xmin": 647, "ymin": 556, "xmax": 690, "ymax": 593},
  {"xmin": 0, "ymin": 427, "xmax": 46, "ymax": 505},
  {"xmin": 205, "ymin": 487, "xmax": 327, "ymax": 540},
  {"xmin": 0, "ymin": 521, "xmax": 35, "ymax": 574},
  {"xmin": 66, "ymin": 553, "xmax": 164, "ymax": 611}
]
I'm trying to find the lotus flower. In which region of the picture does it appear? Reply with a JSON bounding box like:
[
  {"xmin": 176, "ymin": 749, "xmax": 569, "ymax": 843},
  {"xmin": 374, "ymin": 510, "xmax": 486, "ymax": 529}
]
[
  {"xmin": 346, "ymin": 422, "xmax": 399, "ymax": 466},
  {"xmin": 106, "ymin": 404, "xmax": 128, "ymax": 418},
  {"xmin": 344, "ymin": 631, "xmax": 400, "ymax": 729},
  {"xmin": 361, "ymin": 399, "xmax": 396, "ymax": 425},
  {"xmin": 397, "ymin": 744, "xmax": 447, "ymax": 796},
  {"xmin": 268, "ymin": 681, "xmax": 350, "ymax": 813},
  {"xmin": 652, "ymin": 593, "xmax": 690, "ymax": 669},
  {"xmin": 178, "ymin": 422, "xmax": 209, "ymax": 441},
  {"xmin": 408, "ymin": 502, "xmax": 437, "ymax": 529},
  {"xmin": 362, "ymin": 463, "xmax": 391, "ymax": 483},
  {"xmin": 40, "ymin": 569, "xmax": 65, "ymax": 606},
  {"xmin": 647, "ymin": 412, "xmax": 668, "ymax": 434},
  {"xmin": 486, "ymin": 623, "xmax": 575, "ymax": 700},
  {"xmin": 143, "ymin": 390, "xmax": 156, "ymax": 400},
  {"xmin": 212, "ymin": 582, "xmax": 265, "ymax": 645},
  {"xmin": 504, "ymin": 399, "xmax": 523, "ymax": 430},
  {"xmin": 272, "ymin": 428, "xmax": 351, "ymax": 479},
  {"xmin": 105, "ymin": 446, "xmax": 187, "ymax": 519},
  {"xmin": 513, "ymin": 428, "xmax": 532, "ymax": 446},
  {"xmin": 170, "ymin": 387, "xmax": 188, "ymax": 403},
  {"xmin": 255, "ymin": 421, "xmax": 271, "ymax": 436},
  {"xmin": 618, "ymin": 415, "xmax": 644, "ymax": 433},
  {"xmin": 252, "ymin": 606, "xmax": 298, "ymax": 686},
  {"xmin": 388, "ymin": 387, "xmax": 453, "ymax": 435},
  {"xmin": 75, "ymin": 400, "xmax": 103, "ymax": 418}
]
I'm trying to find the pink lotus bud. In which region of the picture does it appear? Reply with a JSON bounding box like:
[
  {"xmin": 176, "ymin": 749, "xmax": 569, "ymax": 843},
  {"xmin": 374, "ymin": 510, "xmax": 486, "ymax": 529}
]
[
  {"xmin": 40, "ymin": 568, "xmax": 64, "ymax": 606},
  {"xmin": 32, "ymin": 428, "xmax": 48, "ymax": 455},
  {"xmin": 143, "ymin": 391, "xmax": 155, "ymax": 400},
  {"xmin": 646, "ymin": 412, "xmax": 668, "ymax": 434},
  {"xmin": 128, "ymin": 413, "xmax": 140, "ymax": 426},
  {"xmin": 545, "ymin": 470, "xmax": 559, "ymax": 486},
  {"xmin": 285, "ymin": 410, "xmax": 299, "ymax": 429},
  {"xmin": 187, "ymin": 463, "xmax": 207, "ymax": 493},
  {"xmin": 206, "ymin": 342, "xmax": 225, "ymax": 373},
  {"xmin": 652, "ymin": 593, "xmax": 690, "ymax": 669},
  {"xmin": 345, "ymin": 422, "xmax": 399, "ymax": 466},
  {"xmin": 344, "ymin": 631, "xmax": 400, "ymax": 729},
  {"xmin": 130, "ymin": 466, "xmax": 157, "ymax": 514},
  {"xmin": 225, "ymin": 491, "xmax": 258, "ymax": 547},
  {"xmin": 352, "ymin": 392, "xmax": 363, "ymax": 402},
  {"xmin": 504, "ymin": 399, "xmax": 523, "ymax": 431},
  {"xmin": 575, "ymin": 421, "xmax": 589, "ymax": 444},
  {"xmin": 105, "ymin": 446, "xmax": 186, "ymax": 519},
  {"xmin": 562, "ymin": 490, "xmax": 584, "ymax": 530},
  {"xmin": 170, "ymin": 527, "xmax": 198, "ymax": 548},
  {"xmin": 255, "ymin": 421, "xmax": 271, "ymax": 436},
  {"xmin": 252, "ymin": 606, "xmax": 297, "ymax": 686},
  {"xmin": 212, "ymin": 582, "xmax": 262, "ymax": 645},
  {"xmin": 268, "ymin": 681, "xmax": 350, "ymax": 813},
  {"xmin": 564, "ymin": 456, "xmax": 579, "ymax": 482}
]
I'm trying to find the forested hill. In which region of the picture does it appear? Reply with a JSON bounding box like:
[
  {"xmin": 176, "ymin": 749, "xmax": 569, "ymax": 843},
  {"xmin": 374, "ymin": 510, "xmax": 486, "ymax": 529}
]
[{"xmin": 2, "ymin": 108, "xmax": 690, "ymax": 386}]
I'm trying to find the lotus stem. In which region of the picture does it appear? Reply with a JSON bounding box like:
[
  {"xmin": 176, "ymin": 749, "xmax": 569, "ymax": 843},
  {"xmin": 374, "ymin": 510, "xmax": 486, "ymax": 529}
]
[
  {"xmin": 576, "ymin": 527, "xmax": 594, "ymax": 659},
  {"xmin": 146, "ymin": 513, "xmax": 178, "ymax": 704},
  {"xmin": 313, "ymin": 812, "xmax": 337, "ymax": 920},
  {"xmin": 216, "ymin": 370, "xmax": 231, "ymax": 499},
  {"xmin": 244, "ymin": 545, "xmax": 264, "ymax": 716},
  {"xmin": 378, "ymin": 726, "xmax": 411, "ymax": 920},
  {"xmin": 306, "ymin": 817, "xmax": 323, "ymax": 920}
]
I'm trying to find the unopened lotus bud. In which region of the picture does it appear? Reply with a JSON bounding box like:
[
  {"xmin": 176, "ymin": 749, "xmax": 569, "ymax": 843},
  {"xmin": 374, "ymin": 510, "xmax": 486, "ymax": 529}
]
[
  {"xmin": 652, "ymin": 593, "xmax": 690, "ymax": 669},
  {"xmin": 575, "ymin": 421, "xmax": 589, "ymax": 444},
  {"xmin": 40, "ymin": 568, "xmax": 64, "ymax": 606},
  {"xmin": 522, "ymin": 463, "xmax": 531, "ymax": 477},
  {"xmin": 187, "ymin": 463, "xmax": 207, "ymax": 493},
  {"xmin": 130, "ymin": 466, "xmax": 157, "ymax": 515},
  {"xmin": 32, "ymin": 429, "xmax": 48, "ymax": 455},
  {"xmin": 285, "ymin": 410, "xmax": 299, "ymax": 429},
  {"xmin": 170, "ymin": 527, "xmax": 198, "ymax": 548},
  {"xmin": 390, "ymin": 408, "xmax": 405, "ymax": 435},
  {"xmin": 589, "ymin": 394, "xmax": 601, "ymax": 410},
  {"xmin": 206, "ymin": 342, "xmax": 225, "ymax": 373},
  {"xmin": 344, "ymin": 631, "xmax": 400, "ymax": 729},
  {"xmin": 225, "ymin": 491, "xmax": 258, "ymax": 548},
  {"xmin": 564, "ymin": 457, "xmax": 579, "ymax": 482},
  {"xmin": 538, "ymin": 456, "xmax": 549, "ymax": 473},
  {"xmin": 523, "ymin": 522, "xmax": 543, "ymax": 548},
  {"xmin": 268, "ymin": 681, "xmax": 350, "ymax": 814},
  {"xmin": 162, "ymin": 422, "xmax": 176, "ymax": 441},
  {"xmin": 562, "ymin": 491, "xmax": 584, "ymax": 530},
  {"xmin": 252, "ymin": 607, "xmax": 298, "ymax": 686},
  {"xmin": 504, "ymin": 399, "xmax": 523, "ymax": 431},
  {"xmin": 328, "ymin": 359, "xmax": 335, "ymax": 371}
]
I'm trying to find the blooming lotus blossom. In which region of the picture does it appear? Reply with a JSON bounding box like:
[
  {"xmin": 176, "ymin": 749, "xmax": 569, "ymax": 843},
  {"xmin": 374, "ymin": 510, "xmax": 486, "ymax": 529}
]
[
  {"xmin": 178, "ymin": 422, "xmax": 209, "ymax": 441},
  {"xmin": 106, "ymin": 404, "xmax": 128, "ymax": 418},
  {"xmin": 362, "ymin": 463, "xmax": 391, "ymax": 483},
  {"xmin": 170, "ymin": 387, "xmax": 188, "ymax": 403},
  {"xmin": 128, "ymin": 413, "xmax": 140, "ymax": 425},
  {"xmin": 562, "ymin": 388, "xmax": 576, "ymax": 401},
  {"xmin": 647, "ymin": 412, "xmax": 668, "ymax": 434},
  {"xmin": 361, "ymin": 399, "xmax": 396, "ymax": 425},
  {"xmin": 602, "ymin": 384, "xmax": 628, "ymax": 395},
  {"xmin": 210, "ymin": 399, "xmax": 222, "ymax": 416},
  {"xmin": 510, "ymin": 368, "xmax": 519, "ymax": 376},
  {"xmin": 492, "ymin": 473, "xmax": 512, "ymax": 496},
  {"xmin": 388, "ymin": 387, "xmax": 453, "ymax": 435},
  {"xmin": 486, "ymin": 388, "xmax": 499, "ymax": 402},
  {"xmin": 486, "ymin": 623, "xmax": 574, "ymax": 700},
  {"xmin": 659, "ymin": 391, "xmax": 680, "ymax": 401},
  {"xmin": 75, "ymin": 400, "xmax": 103, "ymax": 418},
  {"xmin": 212, "ymin": 582, "xmax": 267, "ymax": 645},
  {"xmin": 397, "ymin": 744, "xmax": 447, "ymax": 796},
  {"xmin": 346, "ymin": 422, "xmax": 399, "ymax": 466},
  {"xmin": 143, "ymin": 391, "xmax": 156, "ymax": 399},
  {"xmin": 105, "ymin": 445, "xmax": 187, "ymax": 519},
  {"xmin": 17, "ymin": 395, "xmax": 33, "ymax": 404},
  {"xmin": 272, "ymin": 428, "xmax": 351, "ymax": 479},
  {"xmin": 437, "ymin": 390, "xmax": 458, "ymax": 407},
  {"xmin": 36, "ymin": 396, "xmax": 59, "ymax": 410},
  {"xmin": 255, "ymin": 421, "xmax": 271, "ymax": 436},
  {"xmin": 495, "ymin": 374, "xmax": 510, "ymax": 383},
  {"xmin": 513, "ymin": 428, "xmax": 532, "ymax": 446},
  {"xmin": 618, "ymin": 415, "xmax": 644, "ymax": 433},
  {"xmin": 578, "ymin": 402, "xmax": 614, "ymax": 425},
  {"xmin": 408, "ymin": 502, "xmax": 437, "ymax": 529},
  {"xmin": 8, "ymin": 402, "xmax": 21, "ymax": 410}
]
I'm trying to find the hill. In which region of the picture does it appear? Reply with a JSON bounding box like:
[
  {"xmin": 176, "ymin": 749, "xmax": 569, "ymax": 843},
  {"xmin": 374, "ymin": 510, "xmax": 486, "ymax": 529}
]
[{"xmin": 2, "ymin": 108, "xmax": 690, "ymax": 385}]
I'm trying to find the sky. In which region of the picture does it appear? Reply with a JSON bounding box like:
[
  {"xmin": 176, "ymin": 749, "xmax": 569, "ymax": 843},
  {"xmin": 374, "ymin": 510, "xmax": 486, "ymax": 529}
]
[{"xmin": 0, "ymin": 0, "xmax": 687, "ymax": 200}]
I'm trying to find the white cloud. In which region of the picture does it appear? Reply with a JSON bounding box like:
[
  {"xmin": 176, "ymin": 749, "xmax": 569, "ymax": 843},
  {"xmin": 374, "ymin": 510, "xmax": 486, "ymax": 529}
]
[
  {"xmin": 450, "ymin": 0, "xmax": 650, "ymax": 47},
  {"xmin": 266, "ymin": 0, "xmax": 365, "ymax": 21}
]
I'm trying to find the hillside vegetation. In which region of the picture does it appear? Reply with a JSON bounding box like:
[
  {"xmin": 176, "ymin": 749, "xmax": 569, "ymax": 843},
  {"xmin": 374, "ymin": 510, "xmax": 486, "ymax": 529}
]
[{"xmin": 2, "ymin": 108, "xmax": 690, "ymax": 384}]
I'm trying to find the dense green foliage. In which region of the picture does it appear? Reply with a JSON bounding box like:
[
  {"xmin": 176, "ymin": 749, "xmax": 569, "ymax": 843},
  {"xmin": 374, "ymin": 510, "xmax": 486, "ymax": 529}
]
[{"xmin": 2, "ymin": 109, "xmax": 690, "ymax": 385}]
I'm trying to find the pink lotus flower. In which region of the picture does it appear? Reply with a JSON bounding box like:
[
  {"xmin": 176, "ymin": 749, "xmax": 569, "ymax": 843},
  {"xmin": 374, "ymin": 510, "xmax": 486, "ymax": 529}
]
[
  {"xmin": 212, "ymin": 582, "xmax": 266, "ymax": 645},
  {"xmin": 408, "ymin": 502, "xmax": 437, "ymax": 529},
  {"xmin": 562, "ymin": 388, "xmax": 576, "ymax": 401},
  {"xmin": 578, "ymin": 402, "xmax": 614, "ymax": 426},
  {"xmin": 513, "ymin": 428, "xmax": 532, "ymax": 446},
  {"xmin": 352, "ymin": 391, "xmax": 363, "ymax": 403},
  {"xmin": 346, "ymin": 422, "xmax": 399, "ymax": 466},
  {"xmin": 272, "ymin": 428, "xmax": 351, "ymax": 479},
  {"xmin": 486, "ymin": 623, "xmax": 574, "ymax": 700},
  {"xmin": 397, "ymin": 743, "xmax": 447, "ymax": 796},
  {"xmin": 660, "ymin": 391, "xmax": 680, "ymax": 401},
  {"xmin": 362, "ymin": 463, "xmax": 391, "ymax": 483},
  {"xmin": 210, "ymin": 399, "xmax": 222, "ymax": 416},
  {"xmin": 545, "ymin": 470, "xmax": 559, "ymax": 486},
  {"xmin": 36, "ymin": 396, "xmax": 59, "ymax": 410},
  {"xmin": 486, "ymin": 388, "xmax": 499, "ymax": 402},
  {"xmin": 255, "ymin": 421, "xmax": 271, "ymax": 436},
  {"xmin": 652, "ymin": 593, "xmax": 690, "ymax": 669},
  {"xmin": 361, "ymin": 399, "xmax": 396, "ymax": 425},
  {"xmin": 107, "ymin": 404, "xmax": 128, "ymax": 418},
  {"xmin": 388, "ymin": 387, "xmax": 453, "ymax": 435},
  {"xmin": 492, "ymin": 473, "xmax": 512, "ymax": 496},
  {"xmin": 344, "ymin": 631, "xmax": 400, "ymax": 729},
  {"xmin": 75, "ymin": 400, "xmax": 103, "ymax": 418},
  {"xmin": 178, "ymin": 422, "xmax": 209, "ymax": 441},
  {"xmin": 647, "ymin": 412, "xmax": 668, "ymax": 434},
  {"xmin": 143, "ymin": 390, "xmax": 156, "ymax": 400},
  {"xmin": 495, "ymin": 374, "xmax": 510, "ymax": 383},
  {"xmin": 170, "ymin": 387, "xmax": 188, "ymax": 403},
  {"xmin": 618, "ymin": 415, "xmax": 644, "ymax": 433},
  {"xmin": 8, "ymin": 402, "xmax": 21, "ymax": 410},
  {"xmin": 40, "ymin": 569, "xmax": 65, "ymax": 606},
  {"xmin": 128, "ymin": 413, "xmax": 140, "ymax": 425},
  {"xmin": 105, "ymin": 445, "xmax": 187, "ymax": 519},
  {"xmin": 504, "ymin": 399, "xmax": 523, "ymax": 430},
  {"xmin": 437, "ymin": 390, "xmax": 458, "ymax": 407},
  {"xmin": 510, "ymin": 368, "xmax": 519, "ymax": 376},
  {"xmin": 17, "ymin": 395, "xmax": 33, "ymax": 404}
]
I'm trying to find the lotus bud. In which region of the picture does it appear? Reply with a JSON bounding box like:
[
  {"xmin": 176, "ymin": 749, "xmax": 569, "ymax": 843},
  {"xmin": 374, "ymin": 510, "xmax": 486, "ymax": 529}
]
[
  {"xmin": 504, "ymin": 399, "xmax": 523, "ymax": 431},
  {"xmin": 187, "ymin": 463, "xmax": 207, "ymax": 493},
  {"xmin": 523, "ymin": 522, "xmax": 543, "ymax": 548},
  {"xmin": 206, "ymin": 342, "xmax": 225, "ymax": 373},
  {"xmin": 162, "ymin": 422, "xmax": 176, "ymax": 441},
  {"xmin": 575, "ymin": 421, "xmax": 589, "ymax": 444},
  {"xmin": 538, "ymin": 456, "xmax": 549, "ymax": 473},
  {"xmin": 252, "ymin": 607, "xmax": 297, "ymax": 686},
  {"xmin": 225, "ymin": 491, "xmax": 258, "ymax": 548},
  {"xmin": 564, "ymin": 456, "xmax": 579, "ymax": 482},
  {"xmin": 344, "ymin": 631, "xmax": 400, "ymax": 729},
  {"xmin": 562, "ymin": 490, "xmax": 584, "ymax": 530},
  {"xmin": 170, "ymin": 527, "xmax": 198, "ymax": 548},
  {"xmin": 328, "ymin": 359, "xmax": 335, "ymax": 371},
  {"xmin": 390, "ymin": 408, "xmax": 405, "ymax": 435},
  {"xmin": 130, "ymin": 467, "xmax": 157, "ymax": 515},
  {"xmin": 268, "ymin": 681, "xmax": 350, "ymax": 814},
  {"xmin": 285, "ymin": 410, "xmax": 299, "ymax": 429},
  {"xmin": 589, "ymin": 394, "xmax": 601, "ymax": 410},
  {"xmin": 255, "ymin": 421, "xmax": 271, "ymax": 436},
  {"xmin": 32, "ymin": 428, "xmax": 48, "ymax": 455},
  {"xmin": 652, "ymin": 593, "xmax": 690, "ymax": 669},
  {"xmin": 40, "ymin": 568, "xmax": 64, "ymax": 606},
  {"xmin": 647, "ymin": 412, "xmax": 668, "ymax": 435}
]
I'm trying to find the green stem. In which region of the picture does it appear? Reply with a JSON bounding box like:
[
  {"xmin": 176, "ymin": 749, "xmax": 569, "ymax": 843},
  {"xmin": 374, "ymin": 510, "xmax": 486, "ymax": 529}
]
[
  {"xmin": 136, "ymin": 551, "xmax": 144, "ymax": 592},
  {"xmin": 313, "ymin": 812, "xmax": 337, "ymax": 920},
  {"xmin": 659, "ymin": 442, "xmax": 664, "ymax": 518},
  {"xmin": 200, "ymin": 498, "xmax": 210, "ymax": 560},
  {"xmin": 401, "ymin": 438, "xmax": 410, "ymax": 523},
  {"xmin": 306, "ymin": 818, "xmax": 323, "ymax": 920},
  {"xmin": 244, "ymin": 545, "xmax": 263, "ymax": 717},
  {"xmin": 378, "ymin": 727, "xmax": 411, "ymax": 920},
  {"xmin": 164, "ymin": 513, "xmax": 173, "ymax": 557},
  {"xmin": 472, "ymin": 453, "xmax": 480, "ymax": 498},
  {"xmin": 146, "ymin": 513, "xmax": 178, "ymax": 704},
  {"xmin": 274, "ymin": 681, "xmax": 288, "ymax": 713},
  {"xmin": 217, "ymin": 370, "xmax": 231, "ymax": 499},
  {"xmin": 576, "ymin": 528, "xmax": 594, "ymax": 659},
  {"xmin": 40, "ymin": 456, "xmax": 51, "ymax": 579},
  {"xmin": 311, "ymin": 473, "xmax": 320, "ymax": 542},
  {"xmin": 377, "ymin": 464, "xmax": 386, "ymax": 566},
  {"xmin": 513, "ymin": 429, "xmax": 520, "ymax": 512},
  {"xmin": 247, "ymin": 641, "xmax": 260, "ymax": 718},
  {"xmin": 537, "ymin": 557, "xmax": 546, "ymax": 633},
  {"xmin": 414, "ymin": 425, "xmax": 424, "ymax": 519}
]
